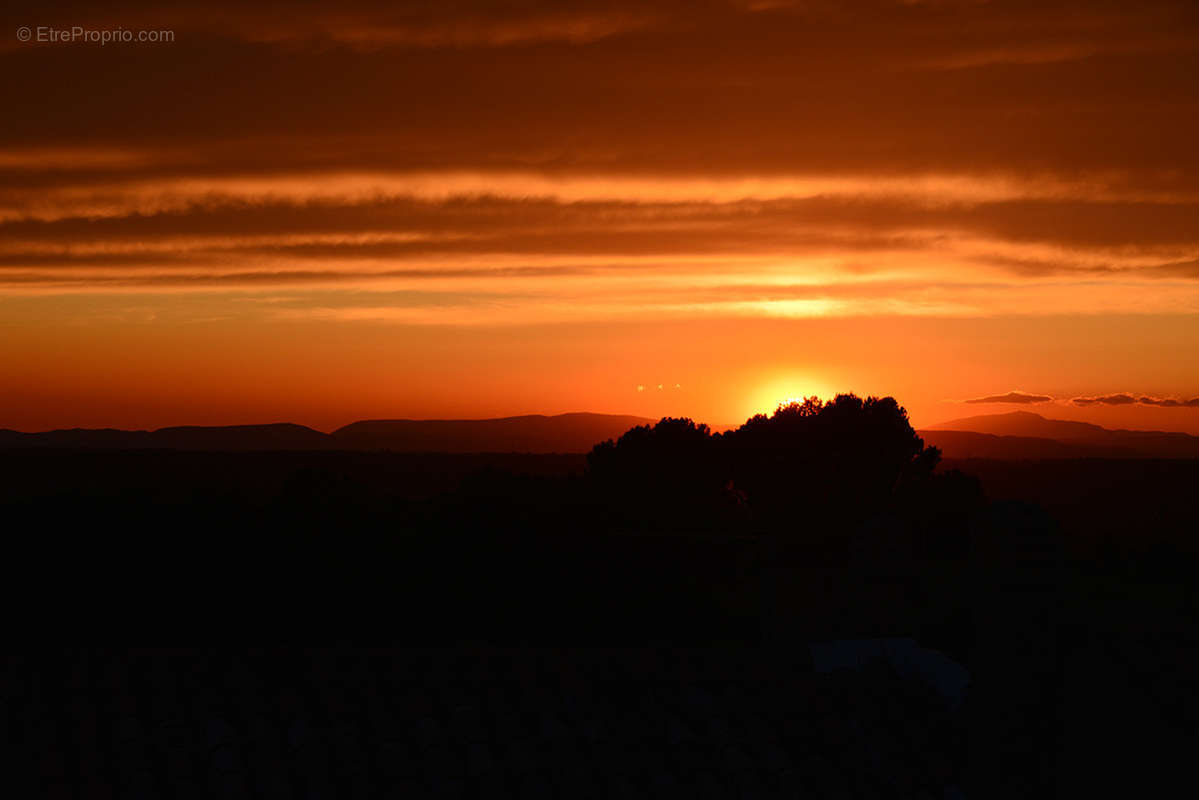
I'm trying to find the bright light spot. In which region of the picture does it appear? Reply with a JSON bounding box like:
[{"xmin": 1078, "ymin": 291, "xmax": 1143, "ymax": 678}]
[{"xmin": 746, "ymin": 373, "xmax": 836, "ymax": 419}]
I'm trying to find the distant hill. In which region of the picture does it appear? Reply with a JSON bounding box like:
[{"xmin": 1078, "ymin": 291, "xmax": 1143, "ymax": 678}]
[
  {"xmin": 7, "ymin": 409, "xmax": 1194, "ymax": 458},
  {"xmin": 0, "ymin": 423, "xmax": 330, "ymax": 451},
  {"xmin": 0, "ymin": 414, "xmax": 653, "ymax": 454},
  {"xmin": 918, "ymin": 430, "xmax": 1139, "ymax": 460},
  {"xmin": 331, "ymin": 413, "xmax": 653, "ymax": 453},
  {"xmin": 928, "ymin": 411, "xmax": 1112, "ymax": 440},
  {"xmin": 923, "ymin": 411, "xmax": 1199, "ymax": 458}
]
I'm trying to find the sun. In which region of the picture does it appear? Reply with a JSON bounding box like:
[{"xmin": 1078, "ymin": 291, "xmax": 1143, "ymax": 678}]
[{"xmin": 745, "ymin": 373, "xmax": 836, "ymax": 419}]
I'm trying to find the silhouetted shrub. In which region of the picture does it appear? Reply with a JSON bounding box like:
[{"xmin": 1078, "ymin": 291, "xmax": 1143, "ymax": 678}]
[
  {"xmin": 723, "ymin": 394, "xmax": 936, "ymax": 523},
  {"xmin": 586, "ymin": 394, "xmax": 940, "ymax": 537},
  {"xmin": 587, "ymin": 417, "xmax": 732, "ymax": 529}
]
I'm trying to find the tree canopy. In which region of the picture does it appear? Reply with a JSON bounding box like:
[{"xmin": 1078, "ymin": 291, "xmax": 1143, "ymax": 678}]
[{"xmin": 587, "ymin": 394, "xmax": 943, "ymax": 531}]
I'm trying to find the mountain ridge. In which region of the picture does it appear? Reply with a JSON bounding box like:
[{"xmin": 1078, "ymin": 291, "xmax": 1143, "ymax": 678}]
[
  {"xmin": 331, "ymin": 413, "xmax": 653, "ymax": 453},
  {"xmin": 3, "ymin": 410, "xmax": 1196, "ymax": 458},
  {"xmin": 923, "ymin": 411, "xmax": 1199, "ymax": 458},
  {"xmin": 0, "ymin": 414, "xmax": 654, "ymax": 454}
]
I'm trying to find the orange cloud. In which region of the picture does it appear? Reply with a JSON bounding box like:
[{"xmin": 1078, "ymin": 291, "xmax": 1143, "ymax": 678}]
[
  {"xmin": 964, "ymin": 392, "xmax": 1053, "ymax": 405},
  {"xmin": 1073, "ymin": 393, "xmax": 1199, "ymax": 408}
]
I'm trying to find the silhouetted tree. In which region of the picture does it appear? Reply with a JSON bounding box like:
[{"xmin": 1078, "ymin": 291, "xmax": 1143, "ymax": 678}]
[
  {"xmin": 587, "ymin": 417, "xmax": 735, "ymax": 529},
  {"xmin": 721, "ymin": 394, "xmax": 936, "ymax": 529},
  {"xmin": 586, "ymin": 394, "xmax": 939, "ymax": 540}
]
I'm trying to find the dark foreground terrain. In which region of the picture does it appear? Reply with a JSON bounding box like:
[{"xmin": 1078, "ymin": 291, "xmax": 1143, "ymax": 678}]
[
  {"xmin": 2, "ymin": 441, "xmax": 1196, "ymax": 797},
  {"xmin": 7, "ymin": 647, "xmax": 968, "ymax": 800}
]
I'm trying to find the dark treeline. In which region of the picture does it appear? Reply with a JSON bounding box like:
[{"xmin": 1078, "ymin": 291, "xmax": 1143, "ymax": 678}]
[
  {"xmin": 587, "ymin": 394, "xmax": 980, "ymax": 559},
  {"xmin": 1, "ymin": 394, "xmax": 1193, "ymax": 651}
]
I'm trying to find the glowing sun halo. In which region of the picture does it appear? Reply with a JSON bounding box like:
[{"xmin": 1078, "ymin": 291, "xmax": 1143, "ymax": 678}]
[{"xmin": 748, "ymin": 374, "xmax": 835, "ymax": 418}]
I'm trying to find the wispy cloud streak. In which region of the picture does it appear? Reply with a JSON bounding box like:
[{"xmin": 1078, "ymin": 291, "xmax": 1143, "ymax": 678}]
[
  {"xmin": 1073, "ymin": 394, "xmax": 1199, "ymax": 408},
  {"xmin": 964, "ymin": 392, "xmax": 1054, "ymax": 405}
]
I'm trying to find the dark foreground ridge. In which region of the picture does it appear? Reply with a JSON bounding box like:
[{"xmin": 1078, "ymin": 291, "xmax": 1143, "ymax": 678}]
[
  {"xmin": 7, "ymin": 648, "xmax": 970, "ymax": 799},
  {"xmin": 4, "ymin": 395, "xmax": 1196, "ymax": 796}
]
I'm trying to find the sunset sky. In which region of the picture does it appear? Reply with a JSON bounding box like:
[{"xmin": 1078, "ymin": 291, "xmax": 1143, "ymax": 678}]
[{"xmin": 3, "ymin": 0, "xmax": 1198, "ymax": 433}]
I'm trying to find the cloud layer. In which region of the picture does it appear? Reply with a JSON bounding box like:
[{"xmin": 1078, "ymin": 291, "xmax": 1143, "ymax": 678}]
[
  {"xmin": 2, "ymin": 1, "xmax": 1199, "ymax": 326},
  {"xmin": 965, "ymin": 392, "xmax": 1053, "ymax": 405},
  {"xmin": 964, "ymin": 390, "xmax": 1199, "ymax": 408},
  {"xmin": 1073, "ymin": 394, "xmax": 1199, "ymax": 408}
]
